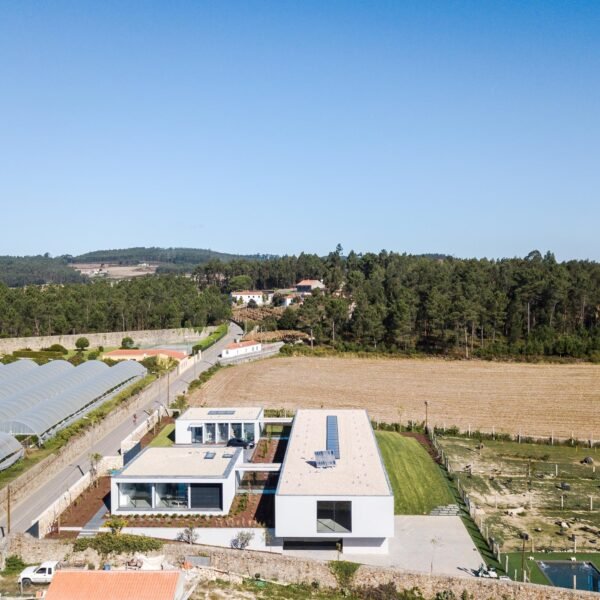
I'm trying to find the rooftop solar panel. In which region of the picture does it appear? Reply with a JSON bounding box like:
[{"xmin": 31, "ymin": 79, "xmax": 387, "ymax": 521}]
[
  {"xmin": 314, "ymin": 449, "xmax": 336, "ymax": 468},
  {"xmin": 207, "ymin": 410, "xmax": 235, "ymax": 416},
  {"xmin": 326, "ymin": 415, "xmax": 340, "ymax": 459}
]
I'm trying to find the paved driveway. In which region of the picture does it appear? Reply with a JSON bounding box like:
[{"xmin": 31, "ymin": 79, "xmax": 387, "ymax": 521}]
[{"xmin": 284, "ymin": 516, "xmax": 483, "ymax": 578}]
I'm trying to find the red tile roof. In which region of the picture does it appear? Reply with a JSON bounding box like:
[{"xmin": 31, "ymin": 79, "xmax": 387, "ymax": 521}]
[
  {"xmin": 296, "ymin": 279, "xmax": 323, "ymax": 286},
  {"xmin": 224, "ymin": 340, "xmax": 261, "ymax": 350},
  {"xmin": 104, "ymin": 349, "xmax": 187, "ymax": 360},
  {"xmin": 46, "ymin": 571, "xmax": 182, "ymax": 600}
]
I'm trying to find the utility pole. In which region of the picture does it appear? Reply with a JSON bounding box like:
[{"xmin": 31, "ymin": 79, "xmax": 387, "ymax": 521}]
[
  {"xmin": 424, "ymin": 401, "xmax": 429, "ymax": 433},
  {"xmin": 7, "ymin": 485, "xmax": 11, "ymax": 535}
]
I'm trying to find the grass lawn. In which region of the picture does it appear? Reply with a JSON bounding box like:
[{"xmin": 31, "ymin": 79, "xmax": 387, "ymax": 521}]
[
  {"xmin": 148, "ymin": 424, "xmax": 175, "ymax": 447},
  {"xmin": 375, "ymin": 431, "xmax": 454, "ymax": 514}
]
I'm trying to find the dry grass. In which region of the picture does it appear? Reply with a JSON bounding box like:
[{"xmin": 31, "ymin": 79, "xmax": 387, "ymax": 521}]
[{"xmin": 189, "ymin": 356, "xmax": 600, "ymax": 440}]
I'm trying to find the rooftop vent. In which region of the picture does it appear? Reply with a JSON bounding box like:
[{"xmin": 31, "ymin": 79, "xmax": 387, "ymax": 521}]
[
  {"xmin": 314, "ymin": 449, "xmax": 336, "ymax": 468},
  {"xmin": 326, "ymin": 415, "xmax": 340, "ymax": 459}
]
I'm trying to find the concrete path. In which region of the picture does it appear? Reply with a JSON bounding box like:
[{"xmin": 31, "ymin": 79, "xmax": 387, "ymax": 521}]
[
  {"xmin": 284, "ymin": 516, "xmax": 483, "ymax": 578},
  {"xmin": 0, "ymin": 322, "xmax": 243, "ymax": 535}
]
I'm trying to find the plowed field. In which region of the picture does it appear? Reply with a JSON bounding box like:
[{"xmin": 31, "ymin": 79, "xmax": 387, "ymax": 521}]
[{"xmin": 189, "ymin": 356, "xmax": 600, "ymax": 440}]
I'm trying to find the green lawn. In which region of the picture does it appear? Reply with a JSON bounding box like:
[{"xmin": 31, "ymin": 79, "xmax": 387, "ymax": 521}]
[
  {"xmin": 148, "ymin": 424, "xmax": 175, "ymax": 447},
  {"xmin": 375, "ymin": 431, "xmax": 454, "ymax": 514}
]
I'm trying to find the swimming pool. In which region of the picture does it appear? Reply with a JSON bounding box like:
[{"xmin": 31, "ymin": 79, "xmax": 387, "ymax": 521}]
[{"xmin": 537, "ymin": 560, "xmax": 600, "ymax": 592}]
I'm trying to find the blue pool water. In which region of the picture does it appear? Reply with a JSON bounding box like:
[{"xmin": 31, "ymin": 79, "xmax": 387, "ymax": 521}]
[{"xmin": 537, "ymin": 560, "xmax": 600, "ymax": 592}]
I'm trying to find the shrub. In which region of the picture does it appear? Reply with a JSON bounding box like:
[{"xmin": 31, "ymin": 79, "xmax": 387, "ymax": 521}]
[
  {"xmin": 329, "ymin": 560, "xmax": 360, "ymax": 590},
  {"xmin": 73, "ymin": 533, "xmax": 163, "ymax": 556},
  {"xmin": 75, "ymin": 337, "xmax": 90, "ymax": 352},
  {"xmin": 104, "ymin": 516, "xmax": 128, "ymax": 534},
  {"xmin": 230, "ymin": 530, "xmax": 254, "ymax": 550},
  {"xmin": 2, "ymin": 555, "xmax": 26, "ymax": 576},
  {"xmin": 176, "ymin": 526, "xmax": 198, "ymax": 545},
  {"xmin": 87, "ymin": 351, "xmax": 99, "ymax": 360},
  {"xmin": 44, "ymin": 344, "xmax": 69, "ymax": 355}
]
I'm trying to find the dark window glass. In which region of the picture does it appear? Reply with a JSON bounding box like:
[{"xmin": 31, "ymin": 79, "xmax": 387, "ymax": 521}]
[{"xmin": 317, "ymin": 501, "xmax": 351, "ymax": 533}]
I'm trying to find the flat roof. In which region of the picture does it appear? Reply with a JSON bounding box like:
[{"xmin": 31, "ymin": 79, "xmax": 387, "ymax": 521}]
[
  {"xmin": 179, "ymin": 406, "xmax": 263, "ymax": 421},
  {"xmin": 277, "ymin": 409, "xmax": 392, "ymax": 496},
  {"xmin": 117, "ymin": 446, "xmax": 240, "ymax": 479}
]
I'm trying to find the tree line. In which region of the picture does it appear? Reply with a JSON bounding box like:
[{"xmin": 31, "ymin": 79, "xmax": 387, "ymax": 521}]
[
  {"xmin": 0, "ymin": 255, "xmax": 86, "ymax": 287},
  {"xmin": 194, "ymin": 248, "xmax": 600, "ymax": 360},
  {"xmin": 0, "ymin": 276, "xmax": 230, "ymax": 337}
]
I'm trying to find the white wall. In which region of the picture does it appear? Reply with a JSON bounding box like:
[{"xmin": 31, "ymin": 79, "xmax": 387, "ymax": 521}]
[
  {"xmin": 121, "ymin": 526, "xmax": 283, "ymax": 552},
  {"xmin": 275, "ymin": 495, "xmax": 394, "ymax": 542},
  {"xmin": 222, "ymin": 343, "xmax": 261, "ymax": 358}
]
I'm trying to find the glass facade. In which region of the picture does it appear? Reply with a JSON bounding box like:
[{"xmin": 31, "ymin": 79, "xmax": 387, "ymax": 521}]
[
  {"xmin": 231, "ymin": 423, "xmax": 242, "ymax": 439},
  {"xmin": 243, "ymin": 423, "xmax": 255, "ymax": 442},
  {"xmin": 217, "ymin": 423, "xmax": 229, "ymax": 443},
  {"xmin": 155, "ymin": 483, "xmax": 188, "ymax": 509},
  {"xmin": 316, "ymin": 501, "xmax": 352, "ymax": 533},
  {"xmin": 118, "ymin": 483, "xmax": 153, "ymax": 509},
  {"xmin": 204, "ymin": 423, "xmax": 216, "ymax": 444}
]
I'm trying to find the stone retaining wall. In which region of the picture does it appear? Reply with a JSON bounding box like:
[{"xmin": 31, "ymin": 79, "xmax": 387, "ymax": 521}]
[
  {"xmin": 0, "ymin": 327, "xmax": 212, "ymax": 354},
  {"xmin": 5, "ymin": 535, "xmax": 596, "ymax": 599}
]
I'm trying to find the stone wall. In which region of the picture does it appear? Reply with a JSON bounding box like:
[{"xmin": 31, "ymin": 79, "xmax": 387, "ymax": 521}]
[
  {"xmin": 5, "ymin": 535, "xmax": 596, "ymax": 600},
  {"xmin": 0, "ymin": 326, "xmax": 213, "ymax": 354}
]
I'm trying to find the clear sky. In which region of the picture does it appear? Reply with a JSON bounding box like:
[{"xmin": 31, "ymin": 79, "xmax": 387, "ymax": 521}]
[{"xmin": 1, "ymin": 1, "xmax": 599, "ymax": 260}]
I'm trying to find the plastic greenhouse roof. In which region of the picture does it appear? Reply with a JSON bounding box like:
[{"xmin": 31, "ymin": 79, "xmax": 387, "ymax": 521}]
[
  {"xmin": 0, "ymin": 432, "xmax": 23, "ymax": 469},
  {"xmin": 0, "ymin": 360, "xmax": 73, "ymax": 402},
  {"xmin": 0, "ymin": 359, "xmax": 38, "ymax": 383},
  {"xmin": 0, "ymin": 361, "xmax": 108, "ymax": 422},
  {"xmin": 0, "ymin": 361, "xmax": 146, "ymax": 438}
]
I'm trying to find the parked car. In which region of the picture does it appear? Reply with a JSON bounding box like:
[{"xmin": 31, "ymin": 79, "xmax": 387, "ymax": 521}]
[
  {"xmin": 227, "ymin": 437, "xmax": 255, "ymax": 449},
  {"xmin": 18, "ymin": 560, "xmax": 60, "ymax": 586}
]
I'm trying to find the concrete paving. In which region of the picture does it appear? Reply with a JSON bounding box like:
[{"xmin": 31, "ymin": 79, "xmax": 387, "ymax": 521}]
[{"xmin": 284, "ymin": 516, "xmax": 483, "ymax": 578}]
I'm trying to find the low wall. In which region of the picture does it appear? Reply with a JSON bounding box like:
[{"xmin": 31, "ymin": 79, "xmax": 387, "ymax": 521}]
[
  {"xmin": 0, "ymin": 327, "xmax": 213, "ymax": 354},
  {"xmin": 34, "ymin": 456, "xmax": 123, "ymax": 538},
  {"xmin": 5, "ymin": 535, "xmax": 596, "ymax": 599}
]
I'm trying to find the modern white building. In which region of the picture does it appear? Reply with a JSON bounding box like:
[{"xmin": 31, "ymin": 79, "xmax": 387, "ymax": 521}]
[
  {"xmin": 175, "ymin": 406, "xmax": 264, "ymax": 445},
  {"xmin": 274, "ymin": 409, "xmax": 394, "ymax": 554},
  {"xmin": 230, "ymin": 290, "xmax": 271, "ymax": 306},
  {"xmin": 111, "ymin": 446, "xmax": 243, "ymax": 516},
  {"xmin": 221, "ymin": 340, "xmax": 262, "ymax": 359}
]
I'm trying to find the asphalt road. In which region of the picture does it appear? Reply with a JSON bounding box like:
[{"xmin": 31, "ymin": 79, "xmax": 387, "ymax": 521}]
[{"xmin": 1, "ymin": 322, "xmax": 242, "ymax": 534}]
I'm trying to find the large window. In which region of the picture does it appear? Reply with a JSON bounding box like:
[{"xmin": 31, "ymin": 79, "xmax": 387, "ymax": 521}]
[
  {"xmin": 217, "ymin": 423, "xmax": 229, "ymax": 443},
  {"xmin": 243, "ymin": 423, "xmax": 255, "ymax": 442},
  {"xmin": 317, "ymin": 501, "xmax": 352, "ymax": 533},
  {"xmin": 118, "ymin": 483, "xmax": 153, "ymax": 509},
  {"xmin": 204, "ymin": 423, "xmax": 216, "ymax": 444},
  {"xmin": 155, "ymin": 483, "xmax": 188, "ymax": 509},
  {"xmin": 231, "ymin": 423, "xmax": 242, "ymax": 439}
]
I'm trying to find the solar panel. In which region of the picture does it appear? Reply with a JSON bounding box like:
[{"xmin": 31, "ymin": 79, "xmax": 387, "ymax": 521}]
[
  {"xmin": 204, "ymin": 451, "xmax": 216, "ymax": 459},
  {"xmin": 326, "ymin": 415, "xmax": 340, "ymax": 459},
  {"xmin": 208, "ymin": 410, "xmax": 235, "ymax": 416},
  {"xmin": 314, "ymin": 449, "xmax": 336, "ymax": 468}
]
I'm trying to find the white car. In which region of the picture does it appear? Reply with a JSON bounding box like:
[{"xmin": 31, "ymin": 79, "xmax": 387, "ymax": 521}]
[{"xmin": 18, "ymin": 560, "xmax": 60, "ymax": 586}]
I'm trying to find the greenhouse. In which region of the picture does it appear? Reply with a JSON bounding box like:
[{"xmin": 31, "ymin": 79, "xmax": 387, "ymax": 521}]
[
  {"xmin": 0, "ymin": 360, "xmax": 108, "ymax": 423},
  {"xmin": 0, "ymin": 359, "xmax": 37, "ymax": 382},
  {"xmin": 0, "ymin": 432, "xmax": 25, "ymax": 470},
  {"xmin": 0, "ymin": 359, "xmax": 73, "ymax": 402},
  {"xmin": 0, "ymin": 360, "xmax": 146, "ymax": 442}
]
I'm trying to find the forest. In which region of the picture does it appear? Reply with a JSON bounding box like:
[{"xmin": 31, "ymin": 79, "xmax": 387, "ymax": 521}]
[
  {"xmin": 0, "ymin": 255, "xmax": 86, "ymax": 287},
  {"xmin": 194, "ymin": 248, "xmax": 600, "ymax": 360},
  {"xmin": 0, "ymin": 276, "xmax": 230, "ymax": 337}
]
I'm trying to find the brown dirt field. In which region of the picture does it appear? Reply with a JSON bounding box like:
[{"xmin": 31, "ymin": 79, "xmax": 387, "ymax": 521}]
[{"xmin": 189, "ymin": 356, "xmax": 600, "ymax": 440}]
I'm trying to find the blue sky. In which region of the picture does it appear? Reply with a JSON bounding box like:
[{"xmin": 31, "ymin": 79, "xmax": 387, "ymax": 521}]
[{"xmin": 1, "ymin": 1, "xmax": 599, "ymax": 260}]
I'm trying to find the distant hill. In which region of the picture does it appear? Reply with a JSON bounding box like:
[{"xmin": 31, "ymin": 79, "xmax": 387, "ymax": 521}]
[
  {"xmin": 0, "ymin": 255, "xmax": 86, "ymax": 287},
  {"xmin": 69, "ymin": 247, "xmax": 274, "ymax": 267}
]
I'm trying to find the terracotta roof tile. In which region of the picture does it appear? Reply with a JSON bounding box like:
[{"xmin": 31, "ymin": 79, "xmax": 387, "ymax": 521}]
[{"xmin": 46, "ymin": 570, "xmax": 182, "ymax": 600}]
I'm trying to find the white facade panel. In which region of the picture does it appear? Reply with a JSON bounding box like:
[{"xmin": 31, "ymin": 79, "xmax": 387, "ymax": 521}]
[{"xmin": 274, "ymin": 494, "xmax": 394, "ymax": 540}]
